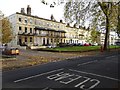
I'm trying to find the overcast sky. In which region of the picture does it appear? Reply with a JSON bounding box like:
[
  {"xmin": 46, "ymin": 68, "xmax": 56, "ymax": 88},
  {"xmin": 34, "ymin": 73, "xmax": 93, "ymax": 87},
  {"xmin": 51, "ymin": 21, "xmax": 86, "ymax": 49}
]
[{"xmin": 0, "ymin": 0, "xmax": 65, "ymax": 21}]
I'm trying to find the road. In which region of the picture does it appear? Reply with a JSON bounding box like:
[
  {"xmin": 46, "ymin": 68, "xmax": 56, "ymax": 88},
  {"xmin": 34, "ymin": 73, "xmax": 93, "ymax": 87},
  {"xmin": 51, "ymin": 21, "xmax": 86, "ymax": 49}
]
[{"xmin": 2, "ymin": 50, "xmax": 120, "ymax": 89}]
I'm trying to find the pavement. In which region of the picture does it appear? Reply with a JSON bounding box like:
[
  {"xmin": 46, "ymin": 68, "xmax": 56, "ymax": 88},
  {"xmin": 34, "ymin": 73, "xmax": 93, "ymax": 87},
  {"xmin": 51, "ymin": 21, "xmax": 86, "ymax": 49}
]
[{"xmin": 2, "ymin": 49, "xmax": 120, "ymax": 89}]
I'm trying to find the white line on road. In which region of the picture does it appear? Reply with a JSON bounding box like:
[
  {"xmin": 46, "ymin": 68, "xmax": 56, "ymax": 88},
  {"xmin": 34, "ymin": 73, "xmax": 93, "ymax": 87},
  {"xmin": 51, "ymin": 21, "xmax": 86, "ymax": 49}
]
[
  {"xmin": 69, "ymin": 69, "xmax": 120, "ymax": 82},
  {"xmin": 14, "ymin": 68, "xmax": 64, "ymax": 83},
  {"xmin": 106, "ymin": 56, "xmax": 116, "ymax": 59},
  {"xmin": 77, "ymin": 60, "xmax": 98, "ymax": 66}
]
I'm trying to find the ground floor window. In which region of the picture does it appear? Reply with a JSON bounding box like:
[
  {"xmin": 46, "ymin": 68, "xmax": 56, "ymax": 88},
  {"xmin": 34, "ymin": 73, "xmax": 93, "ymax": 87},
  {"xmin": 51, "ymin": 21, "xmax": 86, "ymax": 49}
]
[
  {"xmin": 61, "ymin": 39, "xmax": 62, "ymax": 43},
  {"xmin": 51, "ymin": 39, "xmax": 53, "ymax": 43}
]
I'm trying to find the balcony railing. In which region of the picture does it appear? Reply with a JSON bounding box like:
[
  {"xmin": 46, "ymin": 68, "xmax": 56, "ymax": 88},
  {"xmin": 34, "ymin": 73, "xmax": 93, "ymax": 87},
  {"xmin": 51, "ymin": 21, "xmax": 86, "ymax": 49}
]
[
  {"xmin": 18, "ymin": 31, "xmax": 34, "ymax": 36},
  {"xmin": 33, "ymin": 33, "xmax": 48, "ymax": 37},
  {"xmin": 18, "ymin": 32, "xmax": 66, "ymax": 38}
]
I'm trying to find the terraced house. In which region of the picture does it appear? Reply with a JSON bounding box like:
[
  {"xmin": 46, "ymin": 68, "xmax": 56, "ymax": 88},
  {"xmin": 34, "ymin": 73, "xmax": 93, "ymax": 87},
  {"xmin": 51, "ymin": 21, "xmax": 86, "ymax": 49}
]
[{"xmin": 8, "ymin": 5, "xmax": 92, "ymax": 48}]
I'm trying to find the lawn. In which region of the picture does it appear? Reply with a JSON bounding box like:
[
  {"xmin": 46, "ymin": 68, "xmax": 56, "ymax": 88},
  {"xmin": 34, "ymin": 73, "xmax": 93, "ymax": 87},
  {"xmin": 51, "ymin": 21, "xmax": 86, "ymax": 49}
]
[{"xmin": 46, "ymin": 45, "xmax": 120, "ymax": 52}]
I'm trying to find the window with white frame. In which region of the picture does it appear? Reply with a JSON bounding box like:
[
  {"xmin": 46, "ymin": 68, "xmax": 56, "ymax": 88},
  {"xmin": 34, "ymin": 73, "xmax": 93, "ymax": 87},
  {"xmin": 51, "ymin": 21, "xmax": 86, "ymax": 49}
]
[
  {"xmin": 25, "ymin": 18, "xmax": 28, "ymax": 23},
  {"xmin": 30, "ymin": 19, "xmax": 33, "ymax": 24}
]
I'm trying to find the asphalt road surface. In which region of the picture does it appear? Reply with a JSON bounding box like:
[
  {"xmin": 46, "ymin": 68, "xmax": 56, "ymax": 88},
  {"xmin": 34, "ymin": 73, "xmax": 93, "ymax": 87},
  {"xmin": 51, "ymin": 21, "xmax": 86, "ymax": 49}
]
[{"xmin": 2, "ymin": 50, "xmax": 120, "ymax": 90}]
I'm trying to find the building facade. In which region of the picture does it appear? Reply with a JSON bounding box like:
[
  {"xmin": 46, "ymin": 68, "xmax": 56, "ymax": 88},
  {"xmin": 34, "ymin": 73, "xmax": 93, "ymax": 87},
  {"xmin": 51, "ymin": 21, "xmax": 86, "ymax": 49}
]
[{"xmin": 8, "ymin": 5, "xmax": 89, "ymax": 47}]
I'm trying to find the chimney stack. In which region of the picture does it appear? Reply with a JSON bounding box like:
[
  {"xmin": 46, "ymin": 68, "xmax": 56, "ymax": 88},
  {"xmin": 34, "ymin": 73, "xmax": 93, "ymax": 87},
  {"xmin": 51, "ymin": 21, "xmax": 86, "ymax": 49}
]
[
  {"xmin": 21, "ymin": 8, "xmax": 25, "ymax": 14},
  {"xmin": 60, "ymin": 19, "xmax": 63, "ymax": 23},
  {"xmin": 27, "ymin": 5, "xmax": 31, "ymax": 15},
  {"xmin": 50, "ymin": 14, "xmax": 56, "ymax": 21},
  {"xmin": 66, "ymin": 23, "xmax": 70, "ymax": 27},
  {"xmin": 73, "ymin": 23, "xmax": 76, "ymax": 28}
]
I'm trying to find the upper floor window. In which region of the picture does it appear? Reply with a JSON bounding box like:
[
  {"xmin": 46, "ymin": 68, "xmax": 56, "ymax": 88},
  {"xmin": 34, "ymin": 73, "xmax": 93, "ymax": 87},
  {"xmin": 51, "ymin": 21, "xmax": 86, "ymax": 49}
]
[
  {"xmin": 47, "ymin": 23, "xmax": 49, "ymax": 26},
  {"xmin": 54, "ymin": 24, "xmax": 56, "ymax": 28},
  {"xmin": 35, "ymin": 20, "xmax": 39, "ymax": 25},
  {"xmin": 30, "ymin": 19, "xmax": 33, "ymax": 24},
  {"xmin": 19, "ymin": 26, "xmax": 22, "ymax": 30},
  {"xmin": 25, "ymin": 18, "xmax": 28, "ymax": 23},
  {"xmin": 30, "ymin": 37, "xmax": 32, "ymax": 42},
  {"xmin": 25, "ymin": 37, "xmax": 27, "ymax": 42},
  {"xmin": 25, "ymin": 27, "xmax": 27, "ymax": 33},
  {"xmin": 19, "ymin": 18, "xmax": 22, "ymax": 22},
  {"xmin": 51, "ymin": 24, "xmax": 53, "ymax": 27},
  {"xmin": 39, "ymin": 22, "xmax": 41, "ymax": 25}
]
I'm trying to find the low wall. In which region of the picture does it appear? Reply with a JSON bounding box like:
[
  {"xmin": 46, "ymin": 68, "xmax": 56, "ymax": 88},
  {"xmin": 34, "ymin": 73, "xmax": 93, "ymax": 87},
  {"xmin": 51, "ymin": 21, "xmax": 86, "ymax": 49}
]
[
  {"xmin": 30, "ymin": 46, "xmax": 47, "ymax": 49},
  {"xmin": 19, "ymin": 46, "xmax": 27, "ymax": 50}
]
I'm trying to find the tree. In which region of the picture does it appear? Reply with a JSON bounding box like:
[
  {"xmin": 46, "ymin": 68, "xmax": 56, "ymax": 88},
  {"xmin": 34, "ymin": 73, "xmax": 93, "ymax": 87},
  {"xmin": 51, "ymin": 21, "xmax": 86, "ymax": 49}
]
[
  {"xmin": 41, "ymin": 0, "xmax": 119, "ymax": 50},
  {"xmin": 117, "ymin": 2, "xmax": 120, "ymax": 37},
  {"xmin": 64, "ymin": 0, "xmax": 118, "ymax": 50},
  {"xmin": 40, "ymin": 0, "xmax": 65, "ymax": 8},
  {"xmin": 1, "ymin": 17, "xmax": 12, "ymax": 44},
  {"xmin": 90, "ymin": 28, "xmax": 101, "ymax": 44},
  {"xmin": 97, "ymin": 1, "xmax": 118, "ymax": 50},
  {"xmin": 0, "ymin": 10, "xmax": 4, "ymax": 44}
]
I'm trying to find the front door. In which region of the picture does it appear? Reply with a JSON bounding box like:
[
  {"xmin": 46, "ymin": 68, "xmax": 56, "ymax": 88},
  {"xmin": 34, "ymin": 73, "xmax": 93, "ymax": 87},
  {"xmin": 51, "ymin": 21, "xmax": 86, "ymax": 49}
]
[{"xmin": 19, "ymin": 38, "xmax": 22, "ymax": 46}]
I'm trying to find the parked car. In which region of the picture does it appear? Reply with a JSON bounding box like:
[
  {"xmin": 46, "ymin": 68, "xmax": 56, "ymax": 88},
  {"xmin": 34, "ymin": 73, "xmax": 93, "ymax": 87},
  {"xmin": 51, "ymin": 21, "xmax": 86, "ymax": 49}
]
[
  {"xmin": 75, "ymin": 43, "xmax": 83, "ymax": 46},
  {"xmin": 58, "ymin": 43, "xmax": 68, "ymax": 47},
  {"xmin": 115, "ymin": 42, "xmax": 120, "ymax": 46},
  {"xmin": 2, "ymin": 47, "xmax": 19, "ymax": 55},
  {"xmin": 84, "ymin": 43, "xmax": 91, "ymax": 46},
  {"xmin": 46, "ymin": 44, "xmax": 56, "ymax": 48}
]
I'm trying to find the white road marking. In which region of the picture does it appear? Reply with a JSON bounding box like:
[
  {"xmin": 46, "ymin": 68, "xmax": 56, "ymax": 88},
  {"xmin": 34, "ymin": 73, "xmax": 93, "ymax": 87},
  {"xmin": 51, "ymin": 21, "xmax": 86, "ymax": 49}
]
[
  {"xmin": 46, "ymin": 71, "xmax": 100, "ymax": 89},
  {"xmin": 69, "ymin": 69, "xmax": 120, "ymax": 82},
  {"xmin": 14, "ymin": 68, "xmax": 64, "ymax": 83},
  {"xmin": 77, "ymin": 60, "xmax": 98, "ymax": 66},
  {"xmin": 75, "ymin": 77, "xmax": 91, "ymax": 87},
  {"xmin": 106, "ymin": 55, "xmax": 116, "ymax": 59},
  {"xmin": 88, "ymin": 79, "xmax": 100, "ymax": 89},
  {"xmin": 42, "ymin": 87, "xmax": 49, "ymax": 90}
]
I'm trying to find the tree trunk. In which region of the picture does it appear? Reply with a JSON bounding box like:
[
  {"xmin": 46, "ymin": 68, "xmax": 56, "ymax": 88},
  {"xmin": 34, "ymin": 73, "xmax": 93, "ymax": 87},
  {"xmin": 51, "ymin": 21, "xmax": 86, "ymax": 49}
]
[
  {"xmin": 118, "ymin": 3, "xmax": 120, "ymax": 38},
  {"xmin": 103, "ymin": 16, "xmax": 110, "ymax": 51}
]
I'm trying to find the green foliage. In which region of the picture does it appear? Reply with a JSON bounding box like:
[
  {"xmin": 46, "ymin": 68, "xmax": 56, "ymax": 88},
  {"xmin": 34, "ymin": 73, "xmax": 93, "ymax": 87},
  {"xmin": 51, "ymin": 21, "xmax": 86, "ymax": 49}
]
[
  {"xmin": 48, "ymin": 46, "xmax": 100, "ymax": 51},
  {"xmin": 45, "ymin": 45, "xmax": 120, "ymax": 52},
  {"xmin": 64, "ymin": 0, "xmax": 92, "ymax": 25},
  {"xmin": 90, "ymin": 29, "xmax": 100, "ymax": 44},
  {"xmin": 1, "ymin": 18, "xmax": 12, "ymax": 44},
  {"xmin": 117, "ymin": 3, "xmax": 120, "ymax": 37},
  {"xmin": 64, "ymin": 0, "xmax": 119, "ymax": 50}
]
